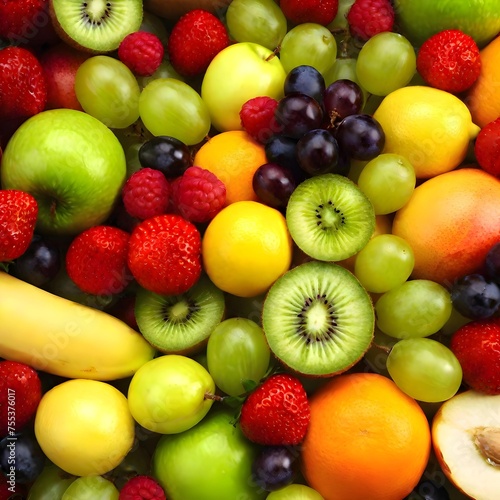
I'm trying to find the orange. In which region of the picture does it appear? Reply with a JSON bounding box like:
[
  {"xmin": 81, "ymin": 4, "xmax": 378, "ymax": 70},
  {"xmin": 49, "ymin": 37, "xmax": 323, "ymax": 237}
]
[
  {"xmin": 392, "ymin": 167, "xmax": 500, "ymax": 285},
  {"xmin": 193, "ymin": 130, "xmax": 267, "ymax": 205},
  {"xmin": 301, "ymin": 372, "xmax": 431, "ymax": 500},
  {"xmin": 467, "ymin": 35, "xmax": 500, "ymax": 128}
]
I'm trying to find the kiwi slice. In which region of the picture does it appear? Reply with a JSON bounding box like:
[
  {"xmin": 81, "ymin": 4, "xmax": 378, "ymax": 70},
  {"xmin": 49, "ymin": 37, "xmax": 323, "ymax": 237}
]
[
  {"xmin": 286, "ymin": 173, "xmax": 375, "ymax": 262},
  {"xmin": 135, "ymin": 275, "xmax": 225, "ymax": 355},
  {"xmin": 49, "ymin": 0, "xmax": 143, "ymax": 53},
  {"xmin": 262, "ymin": 261, "xmax": 374, "ymax": 376}
]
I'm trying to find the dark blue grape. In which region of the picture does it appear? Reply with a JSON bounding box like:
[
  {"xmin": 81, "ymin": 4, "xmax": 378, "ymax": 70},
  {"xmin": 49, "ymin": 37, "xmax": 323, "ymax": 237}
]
[
  {"xmin": 450, "ymin": 274, "xmax": 500, "ymax": 319},
  {"xmin": 251, "ymin": 446, "xmax": 297, "ymax": 492},
  {"xmin": 252, "ymin": 163, "xmax": 297, "ymax": 209},
  {"xmin": 275, "ymin": 94, "xmax": 324, "ymax": 139},
  {"xmin": 284, "ymin": 65, "xmax": 326, "ymax": 104},
  {"xmin": 405, "ymin": 479, "xmax": 450, "ymax": 500},
  {"xmin": 264, "ymin": 135, "xmax": 306, "ymax": 183},
  {"xmin": 485, "ymin": 242, "xmax": 500, "ymax": 283},
  {"xmin": 138, "ymin": 136, "xmax": 191, "ymax": 178},
  {"xmin": 296, "ymin": 129, "xmax": 340, "ymax": 176}
]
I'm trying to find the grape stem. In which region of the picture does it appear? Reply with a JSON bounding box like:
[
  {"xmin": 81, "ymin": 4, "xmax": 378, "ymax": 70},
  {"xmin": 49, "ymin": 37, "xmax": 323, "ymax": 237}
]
[
  {"xmin": 371, "ymin": 342, "xmax": 392, "ymax": 355},
  {"xmin": 204, "ymin": 392, "xmax": 225, "ymax": 402}
]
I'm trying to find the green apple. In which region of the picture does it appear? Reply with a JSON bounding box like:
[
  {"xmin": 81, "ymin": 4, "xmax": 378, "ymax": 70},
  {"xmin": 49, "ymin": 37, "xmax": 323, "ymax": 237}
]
[
  {"xmin": 152, "ymin": 408, "xmax": 266, "ymax": 500},
  {"xmin": 394, "ymin": 0, "xmax": 500, "ymax": 48},
  {"xmin": 127, "ymin": 354, "xmax": 215, "ymax": 434},
  {"xmin": 0, "ymin": 109, "xmax": 126, "ymax": 235},
  {"xmin": 201, "ymin": 42, "xmax": 286, "ymax": 132}
]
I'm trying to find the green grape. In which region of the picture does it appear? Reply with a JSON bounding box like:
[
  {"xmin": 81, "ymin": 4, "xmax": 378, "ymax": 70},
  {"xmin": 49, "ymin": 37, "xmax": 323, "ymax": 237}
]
[
  {"xmin": 356, "ymin": 32, "xmax": 416, "ymax": 96},
  {"xmin": 61, "ymin": 476, "xmax": 119, "ymax": 500},
  {"xmin": 74, "ymin": 55, "xmax": 141, "ymax": 129},
  {"xmin": 387, "ymin": 338, "xmax": 463, "ymax": 403},
  {"xmin": 354, "ymin": 234, "xmax": 415, "ymax": 293},
  {"xmin": 139, "ymin": 78, "xmax": 211, "ymax": 146},
  {"xmin": 226, "ymin": 0, "xmax": 287, "ymax": 51},
  {"xmin": 136, "ymin": 59, "xmax": 185, "ymax": 90},
  {"xmin": 27, "ymin": 464, "xmax": 76, "ymax": 500},
  {"xmin": 140, "ymin": 10, "xmax": 169, "ymax": 45},
  {"xmin": 279, "ymin": 23, "xmax": 337, "ymax": 76},
  {"xmin": 327, "ymin": 0, "xmax": 355, "ymax": 30},
  {"xmin": 266, "ymin": 483, "xmax": 325, "ymax": 499},
  {"xmin": 375, "ymin": 280, "xmax": 453, "ymax": 339},
  {"xmin": 357, "ymin": 153, "xmax": 416, "ymax": 214},
  {"xmin": 207, "ymin": 317, "xmax": 271, "ymax": 396}
]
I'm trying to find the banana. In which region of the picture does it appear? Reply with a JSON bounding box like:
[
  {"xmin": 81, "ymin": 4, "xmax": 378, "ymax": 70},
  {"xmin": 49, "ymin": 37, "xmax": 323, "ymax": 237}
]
[{"xmin": 0, "ymin": 272, "xmax": 156, "ymax": 380}]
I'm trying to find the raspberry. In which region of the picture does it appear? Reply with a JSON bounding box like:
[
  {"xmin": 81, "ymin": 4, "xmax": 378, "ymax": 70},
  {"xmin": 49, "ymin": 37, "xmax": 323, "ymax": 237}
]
[
  {"xmin": 122, "ymin": 168, "xmax": 171, "ymax": 220},
  {"xmin": 119, "ymin": 475, "xmax": 166, "ymax": 500},
  {"xmin": 240, "ymin": 96, "xmax": 282, "ymax": 144},
  {"xmin": 474, "ymin": 117, "xmax": 500, "ymax": 178},
  {"xmin": 346, "ymin": 0, "xmax": 395, "ymax": 41},
  {"xmin": 172, "ymin": 166, "xmax": 226, "ymax": 223},
  {"xmin": 279, "ymin": 0, "xmax": 339, "ymax": 26},
  {"xmin": 417, "ymin": 30, "xmax": 481, "ymax": 94},
  {"xmin": 118, "ymin": 31, "xmax": 164, "ymax": 76}
]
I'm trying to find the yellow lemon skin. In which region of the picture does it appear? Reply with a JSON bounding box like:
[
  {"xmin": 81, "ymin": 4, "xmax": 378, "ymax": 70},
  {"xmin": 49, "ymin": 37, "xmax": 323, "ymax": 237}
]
[
  {"xmin": 202, "ymin": 201, "xmax": 293, "ymax": 297},
  {"xmin": 34, "ymin": 379, "xmax": 135, "ymax": 477},
  {"xmin": 373, "ymin": 86, "xmax": 480, "ymax": 179}
]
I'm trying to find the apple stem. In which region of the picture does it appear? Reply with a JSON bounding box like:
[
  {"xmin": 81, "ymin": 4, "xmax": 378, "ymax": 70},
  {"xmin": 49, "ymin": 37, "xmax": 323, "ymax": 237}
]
[
  {"xmin": 204, "ymin": 392, "xmax": 225, "ymax": 402},
  {"xmin": 371, "ymin": 342, "xmax": 392, "ymax": 355},
  {"xmin": 266, "ymin": 46, "xmax": 280, "ymax": 62}
]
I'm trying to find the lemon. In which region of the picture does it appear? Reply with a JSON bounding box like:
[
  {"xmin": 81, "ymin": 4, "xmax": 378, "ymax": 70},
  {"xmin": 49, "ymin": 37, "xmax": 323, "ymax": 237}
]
[
  {"xmin": 34, "ymin": 379, "xmax": 135, "ymax": 477},
  {"xmin": 202, "ymin": 201, "xmax": 293, "ymax": 297},
  {"xmin": 373, "ymin": 86, "xmax": 480, "ymax": 178}
]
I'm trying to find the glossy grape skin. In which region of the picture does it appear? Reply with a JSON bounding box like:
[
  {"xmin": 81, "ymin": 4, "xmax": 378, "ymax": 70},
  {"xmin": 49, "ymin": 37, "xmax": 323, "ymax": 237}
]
[
  {"xmin": 275, "ymin": 94, "xmax": 324, "ymax": 139},
  {"xmin": 138, "ymin": 135, "xmax": 191, "ymax": 178},
  {"xmin": 284, "ymin": 65, "xmax": 326, "ymax": 104},
  {"xmin": 252, "ymin": 163, "xmax": 297, "ymax": 209},
  {"xmin": 12, "ymin": 234, "xmax": 61, "ymax": 287},
  {"xmin": 74, "ymin": 55, "xmax": 140, "ymax": 129},
  {"xmin": 375, "ymin": 280, "xmax": 453, "ymax": 339},
  {"xmin": 334, "ymin": 114, "xmax": 385, "ymax": 161},
  {"xmin": 206, "ymin": 317, "xmax": 271, "ymax": 396},
  {"xmin": 357, "ymin": 153, "xmax": 416, "ymax": 214},
  {"xmin": 264, "ymin": 135, "xmax": 305, "ymax": 183},
  {"xmin": 450, "ymin": 274, "xmax": 500, "ymax": 319},
  {"xmin": 251, "ymin": 446, "xmax": 298, "ymax": 491},
  {"xmin": 387, "ymin": 338, "xmax": 463, "ymax": 403},
  {"xmin": 61, "ymin": 475, "xmax": 119, "ymax": 499},
  {"xmin": 27, "ymin": 464, "xmax": 77, "ymax": 500},
  {"xmin": 354, "ymin": 234, "xmax": 415, "ymax": 294},
  {"xmin": 296, "ymin": 129, "xmax": 340, "ymax": 176},
  {"xmin": 323, "ymin": 79, "xmax": 364, "ymax": 126}
]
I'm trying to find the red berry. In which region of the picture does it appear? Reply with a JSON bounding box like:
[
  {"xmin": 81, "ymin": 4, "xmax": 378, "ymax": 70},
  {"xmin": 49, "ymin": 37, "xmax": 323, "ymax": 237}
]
[
  {"xmin": 119, "ymin": 475, "xmax": 166, "ymax": 500},
  {"xmin": 346, "ymin": 0, "xmax": 395, "ymax": 41},
  {"xmin": 167, "ymin": 9, "xmax": 230, "ymax": 77},
  {"xmin": 65, "ymin": 225, "xmax": 132, "ymax": 296},
  {"xmin": 279, "ymin": 0, "xmax": 339, "ymax": 26},
  {"xmin": 475, "ymin": 118, "xmax": 500, "ymax": 178},
  {"xmin": 417, "ymin": 29, "xmax": 481, "ymax": 94},
  {"xmin": 122, "ymin": 168, "xmax": 171, "ymax": 220},
  {"xmin": 450, "ymin": 317, "xmax": 500, "ymax": 394},
  {"xmin": 0, "ymin": 46, "xmax": 47, "ymax": 119},
  {"xmin": 239, "ymin": 373, "xmax": 311, "ymax": 446},
  {"xmin": 0, "ymin": 189, "xmax": 38, "ymax": 262},
  {"xmin": 171, "ymin": 166, "xmax": 226, "ymax": 223},
  {"xmin": 240, "ymin": 96, "xmax": 282, "ymax": 144},
  {"xmin": 0, "ymin": 360, "xmax": 42, "ymax": 437},
  {"xmin": 118, "ymin": 31, "xmax": 165, "ymax": 77},
  {"xmin": 127, "ymin": 214, "xmax": 202, "ymax": 295}
]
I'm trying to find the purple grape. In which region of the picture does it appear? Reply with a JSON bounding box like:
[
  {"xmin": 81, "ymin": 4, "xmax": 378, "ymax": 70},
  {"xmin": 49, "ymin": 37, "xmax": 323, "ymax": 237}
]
[
  {"xmin": 252, "ymin": 163, "xmax": 297, "ymax": 209},
  {"xmin": 323, "ymin": 79, "xmax": 364, "ymax": 126},
  {"xmin": 485, "ymin": 242, "xmax": 500, "ymax": 282},
  {"xmin": 334, "ymin": 114, "xmax": 385, "ymax": 160},
  {"xmin": 296, "ymin": 129, "xmax": 340, "ymax": 176},
  {"xmin": 275, "ymin": 94, "xmax": 324, "ymax": 139},
  {"xmin": 284, "ymin": 65, "xmax": 326, "ymax": 104},
  {"xmin": 264, "ymin": 135, "xmax": 306, "ymax": 183},
  {"xmin": 138, "ymin": 135, "xmax": 191, "ymax": 178},
  {"xmin": 450, "ymin": 273, "xmax": 500, "ymax": 319},
  {"xmin": 251, "ymin": 446, "xmax": 298, "ymax": 492}
]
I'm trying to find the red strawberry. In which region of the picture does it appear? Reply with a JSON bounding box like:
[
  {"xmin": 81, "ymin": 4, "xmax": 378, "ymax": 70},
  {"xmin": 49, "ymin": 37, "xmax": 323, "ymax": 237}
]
[
  {"xmin": 127, "ymin": 214, "xmax": 202, "ymax": 295},
  {"xmin": 65, "ymin": 225, "xmax": 133, "ymax": 296},
  {"xmin": 0, "ymin": 360, "xmax": 42, "ymax": 437},
  {"xmin": 0, "ymin": 46, "xmax": 47, "ymax": 120},
  {"xmin": 279, "ymin": 0, "xmax": 339, "ymax": 26},
  {"xmin": 119, "ymin": 475, "xmax": 166, "ymax": 500},
  {"xmin": 239, "ymin": 373, "xmax": 310, "ymax": 446},
  {"xmin": 417, "ymin": 29, "xmax": 481, "ymax": 94},
  {"xmin": 167, "ymin": 9, "xmax": 230, "ymax": 77},
  {"xmin": 0, "ymin": 189, "xmax": 38, "ymax": 263},
  {"xmin": 450, "ymin": 317, "xmax": 500, "ymax": 394},
  {"xmin": 474, "ymin": 117, "xmax": 500, "ymax": 178},
  {"xmin": 346, "ymin": 0, "xmax": 395, "ymax": 41}
]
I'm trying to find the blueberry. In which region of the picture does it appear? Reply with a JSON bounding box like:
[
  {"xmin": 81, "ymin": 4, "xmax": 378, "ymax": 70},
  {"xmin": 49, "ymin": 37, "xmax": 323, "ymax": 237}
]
[{"xmin": 450, "ymin": 274, "xmax": 500, "ymax": 319}]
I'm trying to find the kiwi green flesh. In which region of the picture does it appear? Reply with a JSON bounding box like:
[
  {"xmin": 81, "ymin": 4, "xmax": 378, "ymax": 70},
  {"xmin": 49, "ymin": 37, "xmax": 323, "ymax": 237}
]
[
  {"xmin": 134, "ymin": 276, "xmax": 225, "ymax": 354},
  {"xmin": 50, "ymin": 0, "xmax": 143, "ymax": 52},
  {"xmin": 262, "ymin": 261, "xmax": 374, "ymax": 377},
  {"xmin": 286, "ymin": 173, "xmax": 375, "ymax": 262}
]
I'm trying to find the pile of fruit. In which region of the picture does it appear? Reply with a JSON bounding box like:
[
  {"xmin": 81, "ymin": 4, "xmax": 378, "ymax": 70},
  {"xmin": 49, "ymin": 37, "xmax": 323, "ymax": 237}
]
[{"xmin": 1, "ymin": 0, "xmax": 500, "ymax": 498}]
